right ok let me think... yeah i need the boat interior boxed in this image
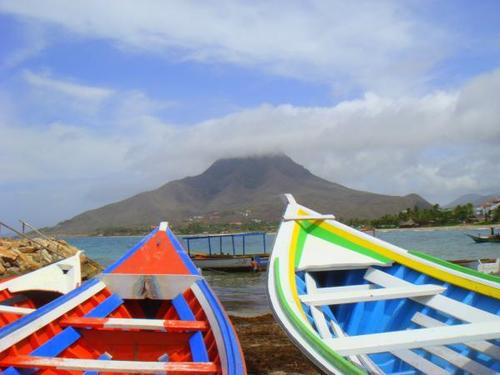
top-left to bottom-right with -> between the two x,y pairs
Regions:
296,262 -> 500,374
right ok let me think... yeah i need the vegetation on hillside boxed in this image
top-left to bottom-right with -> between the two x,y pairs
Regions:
347,204 -> 500,228
83,204 -> 500,236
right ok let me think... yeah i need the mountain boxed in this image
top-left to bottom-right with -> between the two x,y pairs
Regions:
50,155 -> 431,234
444,193 -> 500,208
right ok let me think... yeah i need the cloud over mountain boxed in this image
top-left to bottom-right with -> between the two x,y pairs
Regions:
1,68 -> 499,227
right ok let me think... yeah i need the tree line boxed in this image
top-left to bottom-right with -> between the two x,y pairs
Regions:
347,204 -> 500,228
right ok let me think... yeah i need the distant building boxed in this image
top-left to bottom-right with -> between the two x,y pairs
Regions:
475,198 -> 500,216
399,219 -> 417,228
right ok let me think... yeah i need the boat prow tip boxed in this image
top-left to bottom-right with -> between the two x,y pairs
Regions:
282,193 -> 297,205
159,222 -> 169,232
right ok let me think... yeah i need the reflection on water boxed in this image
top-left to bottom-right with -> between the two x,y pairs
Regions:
66,227 -> 500,316
203,270 -> 270,316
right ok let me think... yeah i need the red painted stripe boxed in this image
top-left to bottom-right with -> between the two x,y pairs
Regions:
0,355 -> 217,373
162,319 -> 208,332
112,231 -> 191,275
60,317 -> 108,329
60,317 -> 208,332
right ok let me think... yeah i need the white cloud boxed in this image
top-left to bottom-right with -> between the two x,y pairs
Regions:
0,0 -> 451,94
23,70 -> 114,101
1,68 -> 500,227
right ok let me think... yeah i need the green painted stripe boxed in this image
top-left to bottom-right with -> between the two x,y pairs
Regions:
294,224 -> 308,267
296,221 -> 392,265
410,250 -> 500,284
273,258 -> 367,375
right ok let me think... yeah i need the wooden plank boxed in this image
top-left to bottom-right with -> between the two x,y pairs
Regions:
412,312 -> 500,361
324,320 -> 500,355
314,284 -> 373,294
0,281 -> 105,352
300,284 -> 445,306
424,345 -> 495,375
364,268 -> 500,323
283,214 -> 335,222
61,317 -> 208,332
304,273 -> 332,339
0,305 -> 35,315
392,350 -> 448,375
84,353 -> 112,375
303,273 -> 383,373
0,355 -> 217,373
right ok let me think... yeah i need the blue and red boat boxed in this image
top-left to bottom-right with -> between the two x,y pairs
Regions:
0,222 -> 246,374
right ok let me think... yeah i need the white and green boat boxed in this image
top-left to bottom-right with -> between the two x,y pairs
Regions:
267,194 -> 500,374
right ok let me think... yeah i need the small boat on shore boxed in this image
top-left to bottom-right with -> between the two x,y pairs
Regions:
192,253 -> 268,272
0,222 -> 246,374
0,252 -> 81,328
268,194 -> 500,374
451,258 -> 500,275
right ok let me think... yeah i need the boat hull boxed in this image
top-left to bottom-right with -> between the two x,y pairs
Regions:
192,255 -> 268,271
268,194 -> 500,374
467,233 -> 500,243
0,224 -> 246,374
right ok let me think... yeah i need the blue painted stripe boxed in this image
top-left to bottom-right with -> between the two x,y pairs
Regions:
0,278 -> 100,340
196,279 -> 245,375
189,331 -> 209,362
172,294 -> 209,362
84,352 -> 112,375
85,294 -> 123,318
4,294 -> 122,374
172,294 -> 196,320
13,328 -> 81,375
103,228 -> 159,273
166,228 -> 199,276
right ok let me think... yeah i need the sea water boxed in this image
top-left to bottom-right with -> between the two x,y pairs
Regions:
66,227 -> 500,316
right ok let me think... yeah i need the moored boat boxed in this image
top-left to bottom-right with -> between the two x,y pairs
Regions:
192,253 -> 268,272
0,222 -> 246,374
466,233 -> 500,243
268,194 -> 500,374
0,252 -> 81,328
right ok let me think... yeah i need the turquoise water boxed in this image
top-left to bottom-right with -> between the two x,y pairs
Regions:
66,227 -> 500,316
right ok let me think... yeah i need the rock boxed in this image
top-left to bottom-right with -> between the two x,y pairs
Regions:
0,236 -> 103,279
39,249 -> 53,264
17,253 -> 40,272
0,248 -> 18,261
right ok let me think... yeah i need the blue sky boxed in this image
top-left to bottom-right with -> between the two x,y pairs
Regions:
0,1 -> 500,228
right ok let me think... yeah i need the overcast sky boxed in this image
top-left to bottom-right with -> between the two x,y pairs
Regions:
1,1 -> 500,228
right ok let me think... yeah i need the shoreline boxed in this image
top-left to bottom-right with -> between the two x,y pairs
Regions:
376,223 -> 497,233
50,223 -> 500,237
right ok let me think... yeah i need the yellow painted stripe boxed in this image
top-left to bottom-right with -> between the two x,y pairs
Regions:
288,222 -> 307,319
317,220 -> 500,299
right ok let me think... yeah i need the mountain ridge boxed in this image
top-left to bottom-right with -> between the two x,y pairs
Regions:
50,155 -> 431,234
444,192 -> 500,208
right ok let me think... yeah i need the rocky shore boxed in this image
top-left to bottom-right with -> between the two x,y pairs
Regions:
230,314 -> 317,374
0,237 -> 102,279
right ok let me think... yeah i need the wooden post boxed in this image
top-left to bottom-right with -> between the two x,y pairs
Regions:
231,235 -> 235,255
18,220 -> 55,243
219,236 -> 223,255
186,239 -> 191,256
208,237 -> 212,256
263,233 -> 266,253
242,235 -> 246,255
